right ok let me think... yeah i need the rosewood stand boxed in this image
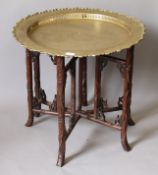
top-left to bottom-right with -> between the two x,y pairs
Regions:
25,46 -> 135,167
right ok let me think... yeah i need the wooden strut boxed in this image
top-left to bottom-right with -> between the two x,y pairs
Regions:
33,52 -> 41,117
59,57 -> 81,143
69,58 -> 76,129
94,56 -> 102,118
79,57 -> 88,109
103,55 -> 126,64
65,57 -> 77,72
76,111 -> 121,130
87,106 -> 122,114
32,108 -> 121,130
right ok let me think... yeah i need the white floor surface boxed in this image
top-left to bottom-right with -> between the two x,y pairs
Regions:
0,103 -> 158,175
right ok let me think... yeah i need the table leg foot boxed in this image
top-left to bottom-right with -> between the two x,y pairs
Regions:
121,112 -> 131,151
25,118 -> 34,127
121,111 -> 131,151
128,110 -> 135,126
128,117 -> 135,126
56,151 -> 65,167
121,129 -> 131,151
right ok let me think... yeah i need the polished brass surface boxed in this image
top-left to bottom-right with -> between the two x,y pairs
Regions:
13,8 -> 144,57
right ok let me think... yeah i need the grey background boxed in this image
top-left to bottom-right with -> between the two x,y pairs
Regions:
0,1 -> 158,175
1,0 -> 158,111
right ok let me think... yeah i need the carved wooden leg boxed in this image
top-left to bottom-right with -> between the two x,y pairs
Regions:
56,56 -> 66,167
33,52 -> 41,117
25,49 -> 34,127
79,57 -> 87,110
121,47 -> 135,151
94,56 -> 101,118
126,46 -> 135,126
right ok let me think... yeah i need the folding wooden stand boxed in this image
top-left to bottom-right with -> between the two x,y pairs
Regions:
25,46 -> 135,167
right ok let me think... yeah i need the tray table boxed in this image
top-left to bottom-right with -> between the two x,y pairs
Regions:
13,8 -> 144,167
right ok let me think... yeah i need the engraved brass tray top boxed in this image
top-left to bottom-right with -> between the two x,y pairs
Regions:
13,8 -> 144,57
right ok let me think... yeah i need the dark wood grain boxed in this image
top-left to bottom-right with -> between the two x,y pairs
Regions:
56,56 -> 66,167
79,57 -> 87,109
33,52 -> 41,116
94,56 -> 101,118
25,49 -> 34,127
70,59 -> 76,128
126,46 -> 135,126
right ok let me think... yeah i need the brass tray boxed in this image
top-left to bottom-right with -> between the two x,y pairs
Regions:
13,8 -> 144,57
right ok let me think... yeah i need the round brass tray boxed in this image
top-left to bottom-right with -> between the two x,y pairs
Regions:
13,8 -> 144,57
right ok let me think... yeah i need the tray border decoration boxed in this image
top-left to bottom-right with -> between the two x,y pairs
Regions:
13,8 -> 145,57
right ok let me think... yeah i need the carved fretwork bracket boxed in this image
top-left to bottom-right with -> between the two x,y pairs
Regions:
99,57 -> 108,71
29,51 -> 40,62
117,63 -> 129,77
39,89 -> 47,103
49,55 -> 57,65
33,97 -> 39,108
118,96 -> 123,108
33,89 -> 58,112
97,97 -> 108,121
114,115 -> 121,126
33,88 -> 47,108
50,94 -> 57,112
